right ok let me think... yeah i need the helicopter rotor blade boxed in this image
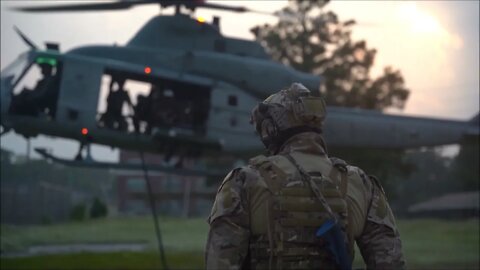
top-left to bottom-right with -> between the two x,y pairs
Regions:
191,2 -> 275,15
246,9 -> 277,16
13,26 -> 38,50
10,0 -> 274,15
189,2 -> 247,13
9,1 -> 152,13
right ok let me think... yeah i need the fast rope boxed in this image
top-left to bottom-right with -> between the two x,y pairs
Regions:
139,151 -> 169,270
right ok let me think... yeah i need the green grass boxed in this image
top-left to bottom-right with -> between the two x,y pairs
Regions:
1,217 -> 208,253
0,251 -> 203,270
1,217 -> 479,269
396,219 -> 479,269
351,219 -> 480,269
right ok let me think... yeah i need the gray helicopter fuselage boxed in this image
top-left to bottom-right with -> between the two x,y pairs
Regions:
1,15 -> 478,156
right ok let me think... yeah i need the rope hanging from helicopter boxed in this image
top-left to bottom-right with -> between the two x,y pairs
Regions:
140,151 -> 169,270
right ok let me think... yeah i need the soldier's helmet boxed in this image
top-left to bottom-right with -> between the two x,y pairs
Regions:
251,83 -> 327,153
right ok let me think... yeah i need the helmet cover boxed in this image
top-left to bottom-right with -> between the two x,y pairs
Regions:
251,83 -> 326,152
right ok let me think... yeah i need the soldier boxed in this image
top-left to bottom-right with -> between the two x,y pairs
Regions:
205,83 -> 405,269
102,77 -> 133,132
10,63 -> 58,117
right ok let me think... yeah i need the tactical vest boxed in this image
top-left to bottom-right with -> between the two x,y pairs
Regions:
248,153 -> 351,270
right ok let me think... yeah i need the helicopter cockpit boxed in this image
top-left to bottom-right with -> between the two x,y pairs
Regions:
1,50 -> 62,120
8,55 -> 62,119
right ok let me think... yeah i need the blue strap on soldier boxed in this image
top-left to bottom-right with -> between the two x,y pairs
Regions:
316,219 -> 352,270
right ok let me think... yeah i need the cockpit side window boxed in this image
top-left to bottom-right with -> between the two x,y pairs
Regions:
12,63 -> 42,95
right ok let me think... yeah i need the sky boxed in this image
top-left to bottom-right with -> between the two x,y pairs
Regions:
0,0 -> 479,160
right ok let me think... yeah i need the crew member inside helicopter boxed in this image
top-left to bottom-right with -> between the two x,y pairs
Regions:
100,77 -> 134,132
133,81 -> 209,135
191,97 -> 208,134
150,85 -> 178,131
9,62 -> 60,118
134,84 -> 157,135
133,91 -> 150,134
173,86 -> 209,134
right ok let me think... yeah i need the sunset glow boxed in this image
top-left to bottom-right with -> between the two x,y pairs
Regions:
399,2 -> 441,34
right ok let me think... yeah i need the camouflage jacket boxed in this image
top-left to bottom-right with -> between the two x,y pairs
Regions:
205,132 -> 405,269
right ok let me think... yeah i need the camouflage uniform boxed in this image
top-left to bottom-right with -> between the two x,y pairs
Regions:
205,84 -> 405,270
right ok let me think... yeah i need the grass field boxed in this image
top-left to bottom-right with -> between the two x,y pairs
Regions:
1,217 -> 208,253
1,217 -> 479,269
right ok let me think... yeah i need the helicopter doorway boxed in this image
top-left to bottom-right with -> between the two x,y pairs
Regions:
97,71 -> 211,136
97,74 -> 149,133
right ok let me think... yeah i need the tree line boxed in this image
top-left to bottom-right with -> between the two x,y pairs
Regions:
251,0 -> 479,210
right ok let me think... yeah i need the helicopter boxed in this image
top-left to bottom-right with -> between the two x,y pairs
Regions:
1,0 -> 478,174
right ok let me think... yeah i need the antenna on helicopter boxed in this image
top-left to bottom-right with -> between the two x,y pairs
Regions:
13,26 -> 38,50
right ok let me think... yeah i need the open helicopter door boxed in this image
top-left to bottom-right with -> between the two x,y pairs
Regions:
95,65 -> 214,138
56,57 -> 103,129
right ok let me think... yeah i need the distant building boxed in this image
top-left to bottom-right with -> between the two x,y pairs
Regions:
115,151 -> 217,217
1,148 -> 111,224
1,181 -> 90,224
408,191 -> 479,219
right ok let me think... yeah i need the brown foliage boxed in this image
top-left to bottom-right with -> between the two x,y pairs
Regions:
251,0 -> 410,111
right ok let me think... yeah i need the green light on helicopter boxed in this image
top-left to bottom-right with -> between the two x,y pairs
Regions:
36,57 -> 57,66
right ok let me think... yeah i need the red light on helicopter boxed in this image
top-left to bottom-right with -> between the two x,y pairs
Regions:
144,66 -> 152,74
81,128 -> 89,135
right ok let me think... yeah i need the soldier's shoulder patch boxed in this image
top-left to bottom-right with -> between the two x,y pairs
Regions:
209,168 -> 245,224
365,174 -> 396,231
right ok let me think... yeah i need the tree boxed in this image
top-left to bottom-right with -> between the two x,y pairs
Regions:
251,0 -> 409,110
70,203 -> 86,221
90,197 -> 108,219
449,138 -> 480,191
251,0 -> 412,198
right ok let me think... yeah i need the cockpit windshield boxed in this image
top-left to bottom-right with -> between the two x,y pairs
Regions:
0,52 -> 31,87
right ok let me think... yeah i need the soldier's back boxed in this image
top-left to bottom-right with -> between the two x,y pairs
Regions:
244,150 -> 351,269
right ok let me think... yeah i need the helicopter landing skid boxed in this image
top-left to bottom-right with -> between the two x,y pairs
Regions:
34,148 -> 225,178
